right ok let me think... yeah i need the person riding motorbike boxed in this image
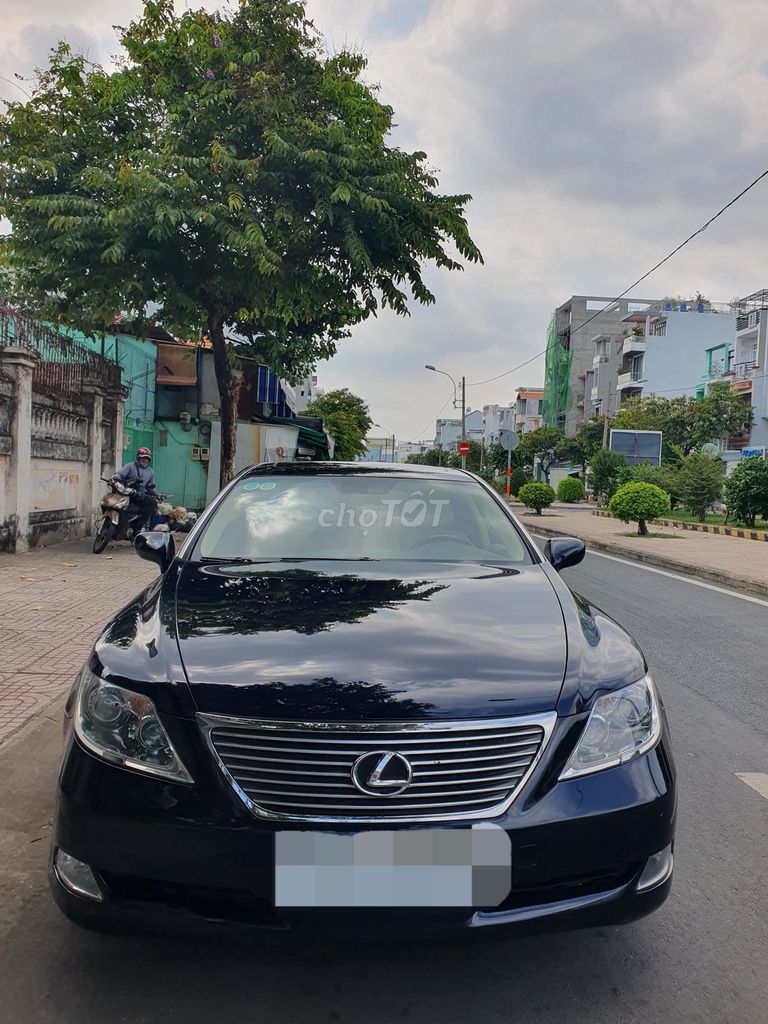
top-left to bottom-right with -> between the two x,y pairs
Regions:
112,447 -> 160,529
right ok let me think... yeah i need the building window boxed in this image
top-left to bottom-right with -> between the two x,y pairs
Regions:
594,403 -> 602,416
649,319 -> 666,336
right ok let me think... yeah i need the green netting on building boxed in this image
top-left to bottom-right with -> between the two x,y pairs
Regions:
542,314 -> 572,426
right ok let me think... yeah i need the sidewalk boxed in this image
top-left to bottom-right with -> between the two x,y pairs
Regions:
511,502 -> 768,597
0,540 -> 155,746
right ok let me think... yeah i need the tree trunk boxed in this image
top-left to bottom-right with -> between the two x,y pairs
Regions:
208,314 -> 241,490
638,518 -> 648,535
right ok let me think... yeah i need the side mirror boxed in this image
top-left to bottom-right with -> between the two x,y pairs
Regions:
134,531 -> 175,572
544,536 -> 585,573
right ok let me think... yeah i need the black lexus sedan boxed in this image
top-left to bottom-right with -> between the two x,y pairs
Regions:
51,462 -> 676,934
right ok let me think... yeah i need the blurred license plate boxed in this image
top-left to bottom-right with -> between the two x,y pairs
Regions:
274,826 -> 511,908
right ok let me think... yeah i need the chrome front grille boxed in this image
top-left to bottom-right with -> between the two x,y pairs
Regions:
199,714 -> 556,823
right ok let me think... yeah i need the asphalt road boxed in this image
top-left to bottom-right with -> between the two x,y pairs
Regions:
1,547 -> 767,1024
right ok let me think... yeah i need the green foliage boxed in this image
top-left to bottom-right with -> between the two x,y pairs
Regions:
305,388 -> 372,461
557,477 -> 585,502
406,448 -> 443,466
485,440 -> 521,475
518,427 -> 562,473
609,482 -> 671,535
556,418 -> 604,475
518,482 -> 556,515
508,466 -> 528,496
612,385 -> 752,457
617,461 -> 680,508
723,456 -> 768,528
443,439 -> 482,473
587,448 -> 625,505
0,0 -> 481,485
675,452 -> 725,522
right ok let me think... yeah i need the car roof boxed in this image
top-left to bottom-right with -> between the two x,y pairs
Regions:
241,461 -> 472,481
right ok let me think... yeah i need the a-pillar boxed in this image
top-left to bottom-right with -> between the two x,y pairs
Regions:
2,348 -> 35,553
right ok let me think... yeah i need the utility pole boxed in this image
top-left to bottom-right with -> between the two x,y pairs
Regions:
602,382 -> 613,448
391,433 -> 396,463
461,375 -> 467,470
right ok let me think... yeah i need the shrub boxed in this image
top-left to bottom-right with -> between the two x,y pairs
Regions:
557,477 -> 585,503
587,448 -> 625,505
518,482 -> 556,515
675,452 -> 725,522
508,467 -> 528,496
617,461 -> 681,508
608,482 -> 671,535
723,456 -> 768,528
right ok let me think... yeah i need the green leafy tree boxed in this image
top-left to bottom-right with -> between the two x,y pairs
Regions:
518,427 -> 563,480
609,482 -> 671,535
557,477 -> 585,502
508,466 -> 528,496
304,388 -> 372,461
443,439 -> 482,473
675,452 -> 725,522
518,482 -> 555,515
690,383 -> 752,450
0,0 -> 481,487
556,418 -> 604,479
587,448 -> 625,505
485,440 -> 521,475
406,448 -> 442,466
617,461 -> 681,509
724,456 -> 768,528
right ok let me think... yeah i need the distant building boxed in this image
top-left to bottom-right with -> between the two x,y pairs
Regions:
618,299 -> 736,404
482,403 -> 514,445
697,289 -> 768,464
359,435 -> 396,462
435,410 -> 483,451
295,373 -> 324,412
512,387 -> 544,435
544,294 -> 658,435
396,441 -> 431,462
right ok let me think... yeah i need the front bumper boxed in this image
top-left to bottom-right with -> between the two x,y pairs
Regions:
51,713 -> 676,936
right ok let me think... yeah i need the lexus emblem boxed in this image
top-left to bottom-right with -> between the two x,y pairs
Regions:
351,751 -> 413,797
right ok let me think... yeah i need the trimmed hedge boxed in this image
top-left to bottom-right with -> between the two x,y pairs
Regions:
557,477 -> 585,503
518,482 -> 556,515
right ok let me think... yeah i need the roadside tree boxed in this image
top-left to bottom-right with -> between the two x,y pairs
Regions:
518,482 -> 555,515
557,477 -> 585,503
587,448 -> 625,505
675,452 -> 725,522
723,456 -> 768,528
556,418 -> 604,479
518,427 -> 562,480
0,0 -> 481,487
305,388 -> 372,461
609,482 -> 671,535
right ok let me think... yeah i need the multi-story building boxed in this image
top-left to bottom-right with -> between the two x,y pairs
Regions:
396,441 -> 431,462
294,373 -> 324,412
434,410 -> 483,451
512,387 -> 544,434
616,299 -> 736,404
697,289 -> 768,464
482,403 -> 514,445
544,295 -> 658,434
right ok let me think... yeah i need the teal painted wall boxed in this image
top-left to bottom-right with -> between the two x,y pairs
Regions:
153,419 -> 209,511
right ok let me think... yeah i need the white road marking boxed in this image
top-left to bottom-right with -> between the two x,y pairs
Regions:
736,774 -> 768,801
529,534 -> 768,609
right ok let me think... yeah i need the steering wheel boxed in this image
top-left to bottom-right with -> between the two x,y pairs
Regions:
409,532 -> 472,550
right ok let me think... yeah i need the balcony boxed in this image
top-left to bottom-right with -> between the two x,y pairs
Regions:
622,336 -> 646,357
617,370 -> 644,391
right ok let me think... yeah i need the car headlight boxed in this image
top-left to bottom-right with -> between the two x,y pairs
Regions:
560,675 -> 661,780
74,667 -> 193,783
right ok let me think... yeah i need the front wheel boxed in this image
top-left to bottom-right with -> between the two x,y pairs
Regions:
92,518 -> 114,554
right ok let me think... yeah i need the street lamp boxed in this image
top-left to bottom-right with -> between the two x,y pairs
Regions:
374,423 -> 396,463
425,364 -> 467,469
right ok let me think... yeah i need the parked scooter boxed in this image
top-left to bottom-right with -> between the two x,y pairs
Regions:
92,478 -> 166,554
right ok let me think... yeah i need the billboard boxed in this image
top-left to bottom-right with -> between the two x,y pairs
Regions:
609,429 -> 662,466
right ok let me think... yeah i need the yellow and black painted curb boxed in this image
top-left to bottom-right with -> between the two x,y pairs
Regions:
591,509 -> 768,542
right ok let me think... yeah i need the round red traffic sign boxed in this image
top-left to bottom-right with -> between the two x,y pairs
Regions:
458,441 -> 471,456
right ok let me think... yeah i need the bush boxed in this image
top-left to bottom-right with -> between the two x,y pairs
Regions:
587,448 -> 625,505
723,456 -> 768,528
508,467 -> 528,496
557,477 -> 585,503
617,461 -> 681,508
518,482 -> 556,515
675,452 -> 724,522
609,482 -> 671,535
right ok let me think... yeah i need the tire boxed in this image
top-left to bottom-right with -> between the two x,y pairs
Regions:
92,518 -> 114,554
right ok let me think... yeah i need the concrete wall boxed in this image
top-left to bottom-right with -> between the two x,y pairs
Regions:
643,311 -> 736,397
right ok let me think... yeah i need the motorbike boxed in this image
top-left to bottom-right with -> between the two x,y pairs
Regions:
92,480 -> 196,554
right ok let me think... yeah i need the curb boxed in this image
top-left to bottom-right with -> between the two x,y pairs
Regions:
591,508 -> 768,542
523,521 -> 768,599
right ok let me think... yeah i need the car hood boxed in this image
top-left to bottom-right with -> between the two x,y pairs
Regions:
174,560 -> 568,721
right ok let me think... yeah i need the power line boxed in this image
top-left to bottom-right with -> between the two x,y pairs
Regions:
406,387 -> 456,444
466,166 -> 768,389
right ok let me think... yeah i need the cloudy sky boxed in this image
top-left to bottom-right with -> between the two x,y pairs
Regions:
4,0 -> 768,441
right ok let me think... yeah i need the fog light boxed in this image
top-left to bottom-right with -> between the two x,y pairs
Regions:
636,845 -> 673,892
54,849 -> 104,902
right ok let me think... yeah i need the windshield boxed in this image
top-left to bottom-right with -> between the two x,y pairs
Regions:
197,474 -> 530,564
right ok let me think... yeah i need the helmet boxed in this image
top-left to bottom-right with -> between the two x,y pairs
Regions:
136,447 -> 152,462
